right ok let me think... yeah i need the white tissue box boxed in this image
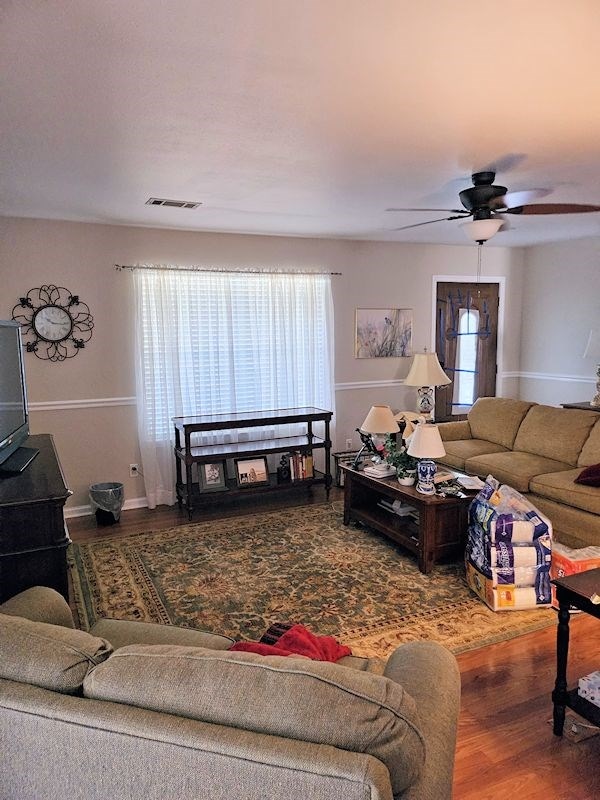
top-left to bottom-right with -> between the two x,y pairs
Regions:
578,671 -> 600,708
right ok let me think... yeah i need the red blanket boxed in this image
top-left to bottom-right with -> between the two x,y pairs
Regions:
230,622 -> 351,662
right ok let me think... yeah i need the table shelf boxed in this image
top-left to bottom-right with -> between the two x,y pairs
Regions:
173,408 -> 332,520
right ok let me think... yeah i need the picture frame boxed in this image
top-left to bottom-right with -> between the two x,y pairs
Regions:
198,460 -> 228,493
235,456 -> 270,488
355,308 -> 413,358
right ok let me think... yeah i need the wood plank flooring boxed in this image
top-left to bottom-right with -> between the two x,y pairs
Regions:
68,492 -> 600,799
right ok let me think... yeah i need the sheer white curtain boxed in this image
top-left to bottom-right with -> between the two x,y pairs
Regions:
133,268 -> 335,507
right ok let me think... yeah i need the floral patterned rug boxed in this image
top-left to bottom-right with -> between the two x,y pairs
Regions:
69,502 -> 555,659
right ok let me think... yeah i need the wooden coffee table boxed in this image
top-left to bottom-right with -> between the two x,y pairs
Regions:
551,568 -> 600,736
340,465 -> 476,574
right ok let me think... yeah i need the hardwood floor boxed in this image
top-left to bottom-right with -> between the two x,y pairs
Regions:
68,493 -> 600,800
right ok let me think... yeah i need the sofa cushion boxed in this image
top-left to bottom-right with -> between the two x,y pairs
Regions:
84,644 -> 425,795
439,439 -> 508,471
0,613 -> 112,694
575,463 -> 600,487
579,419 -> 600,466
468,397 -> 536,449
513,406 -> 598,466
464,451 -> 570,493
528,495 -> 600,549
89,618 -> 235,651
531,469 -> 600,515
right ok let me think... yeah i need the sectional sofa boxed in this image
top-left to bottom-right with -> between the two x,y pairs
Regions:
0,586 -> 460,800
436,397 -> 600,549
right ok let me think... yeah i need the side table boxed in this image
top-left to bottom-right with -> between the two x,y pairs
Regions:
551,568 -> 600,736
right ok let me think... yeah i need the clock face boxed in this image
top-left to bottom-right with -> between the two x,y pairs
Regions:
33,305 -> 73,342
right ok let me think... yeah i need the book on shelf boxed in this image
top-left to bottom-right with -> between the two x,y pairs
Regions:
377,499 -> 418,517
289,451 -> 314,481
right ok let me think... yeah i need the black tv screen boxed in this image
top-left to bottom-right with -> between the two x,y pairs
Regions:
0,320 -> 30,466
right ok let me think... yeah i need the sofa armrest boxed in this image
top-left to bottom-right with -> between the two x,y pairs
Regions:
384,641 -> 460,800
0,586 -> 75,629
437,420 -> 471,442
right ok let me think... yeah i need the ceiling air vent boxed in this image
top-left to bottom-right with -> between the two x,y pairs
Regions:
145,198 -> 202,209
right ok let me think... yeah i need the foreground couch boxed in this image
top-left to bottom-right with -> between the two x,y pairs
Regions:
437,396 -> 600,548
0,586 -> 460,800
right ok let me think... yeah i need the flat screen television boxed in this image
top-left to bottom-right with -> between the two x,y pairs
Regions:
0,320 -> 38,474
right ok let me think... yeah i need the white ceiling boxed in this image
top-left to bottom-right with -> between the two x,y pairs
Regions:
2,0 -> 600,247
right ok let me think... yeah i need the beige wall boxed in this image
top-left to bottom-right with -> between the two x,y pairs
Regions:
519,237 -> 600,406
0,216 -> 525,511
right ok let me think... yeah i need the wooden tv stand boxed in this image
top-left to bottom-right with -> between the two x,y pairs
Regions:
0,434 -> 71,602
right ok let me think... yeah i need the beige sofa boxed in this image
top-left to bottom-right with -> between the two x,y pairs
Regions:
0,586 -> 460,800
437,397 -> 600,548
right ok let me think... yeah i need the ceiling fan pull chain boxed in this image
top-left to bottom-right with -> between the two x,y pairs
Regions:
476,243 -> 483,294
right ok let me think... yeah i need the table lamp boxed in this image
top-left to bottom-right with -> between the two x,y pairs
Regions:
407,422 -> 446,495
583,329 -> 600,408
352,405 -> 399,470
404,351 -> 451,417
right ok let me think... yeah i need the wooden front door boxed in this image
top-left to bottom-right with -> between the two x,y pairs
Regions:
435,281 -> 499,422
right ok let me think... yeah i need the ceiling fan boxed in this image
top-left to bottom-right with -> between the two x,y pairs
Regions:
387,170 -> 600,242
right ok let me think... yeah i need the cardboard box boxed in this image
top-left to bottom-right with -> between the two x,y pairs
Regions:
550,542 -> 600,609
465,561 -> 552,611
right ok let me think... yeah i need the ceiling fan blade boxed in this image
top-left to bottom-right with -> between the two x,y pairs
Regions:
385,207 -> 465,214
389,214 -> 470,232
492,188 -> 552,209
504,203 -> 600,215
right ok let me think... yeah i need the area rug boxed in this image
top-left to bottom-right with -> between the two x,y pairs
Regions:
69,502 -> 555,659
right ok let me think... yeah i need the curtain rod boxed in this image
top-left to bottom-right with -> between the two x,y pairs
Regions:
115,264 -> 342,276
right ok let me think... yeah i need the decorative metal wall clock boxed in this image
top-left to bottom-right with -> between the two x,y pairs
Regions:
12,285 -> 94,361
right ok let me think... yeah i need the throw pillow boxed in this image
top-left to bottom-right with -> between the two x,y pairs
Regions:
0,613 -> 113,694
575,463 -> 600,487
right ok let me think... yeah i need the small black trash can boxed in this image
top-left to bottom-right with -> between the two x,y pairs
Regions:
89,482 -> 124,525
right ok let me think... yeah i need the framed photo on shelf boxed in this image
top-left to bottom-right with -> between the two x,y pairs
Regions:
198,460 -> 228,493
235,456 -> 270,488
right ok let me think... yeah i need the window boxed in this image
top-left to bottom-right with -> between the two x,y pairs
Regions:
133,268 -> 335,507
452,308 -> 479,413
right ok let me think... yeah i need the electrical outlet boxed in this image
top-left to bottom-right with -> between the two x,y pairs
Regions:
345,438 -> 353,450
129,463 -> 140,477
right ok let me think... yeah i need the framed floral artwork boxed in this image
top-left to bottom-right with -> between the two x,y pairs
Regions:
355,308 -> 413,358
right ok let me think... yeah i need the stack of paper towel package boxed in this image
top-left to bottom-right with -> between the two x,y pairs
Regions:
465,476 -> 552,611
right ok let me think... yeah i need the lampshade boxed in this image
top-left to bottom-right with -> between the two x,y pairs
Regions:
583,329 -> 600,361
460,218 -> 503,243
407,423 -> 446,459
360,405 -> 400,434
404,352 -> 451,388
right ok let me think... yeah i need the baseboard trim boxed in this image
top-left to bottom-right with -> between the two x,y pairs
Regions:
65,496 -> 148,519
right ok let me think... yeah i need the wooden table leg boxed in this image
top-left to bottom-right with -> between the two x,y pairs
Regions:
342,474 -> 352,525
418,505 -> 435,574
552,599 -> 571,736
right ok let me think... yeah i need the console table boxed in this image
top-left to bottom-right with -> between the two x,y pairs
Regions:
561,402 -> 600,412
340,465 -> 474,574
551,568 -> 600,736
173,407 -> 332,520
0,434 -> 72,602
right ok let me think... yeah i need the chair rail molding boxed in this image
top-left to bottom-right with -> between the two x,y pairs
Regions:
29,397 -> 136,411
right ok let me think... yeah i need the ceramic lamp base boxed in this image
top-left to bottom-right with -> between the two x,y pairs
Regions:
416,386 -> 434,415
416,458 -> 437,495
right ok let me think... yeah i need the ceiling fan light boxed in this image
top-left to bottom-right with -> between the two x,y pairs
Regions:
461,218 -> 503,242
